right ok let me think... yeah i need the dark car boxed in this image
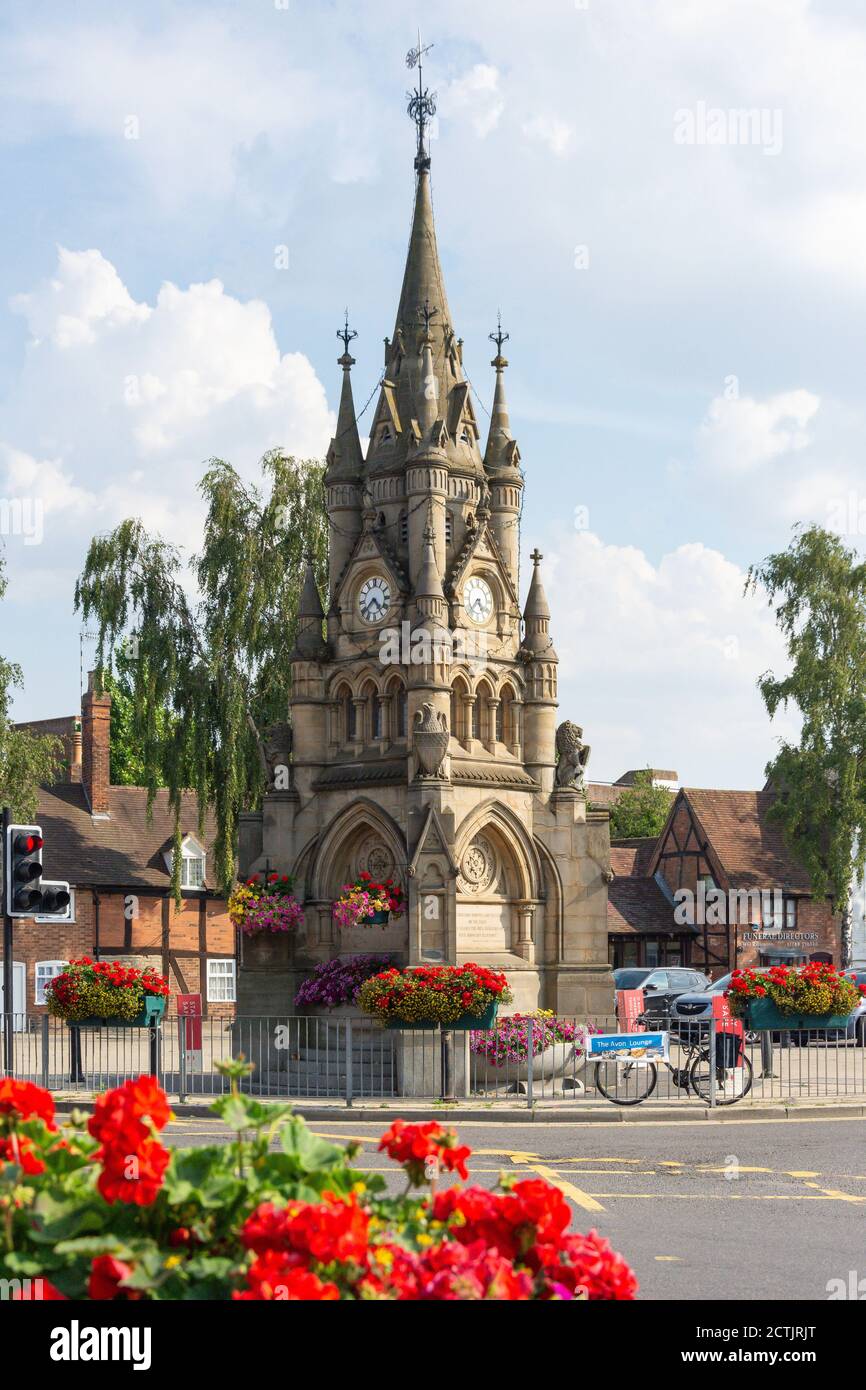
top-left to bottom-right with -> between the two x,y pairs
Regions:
613,966 -> 711,1020
667,971 -> 743,1040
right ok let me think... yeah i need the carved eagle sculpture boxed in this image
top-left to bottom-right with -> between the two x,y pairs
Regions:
555,720 -> 591,790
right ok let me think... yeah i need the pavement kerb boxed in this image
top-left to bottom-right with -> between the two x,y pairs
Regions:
50,1097 -> 866,1124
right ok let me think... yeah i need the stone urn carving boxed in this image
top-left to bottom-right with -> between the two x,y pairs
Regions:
413,701 -> 449,779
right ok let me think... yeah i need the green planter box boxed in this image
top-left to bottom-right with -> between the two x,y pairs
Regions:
71,995 -> 167,1030
383,1002 -> 500,1031
741,997 -> 854,1031
362,910 -> 390,926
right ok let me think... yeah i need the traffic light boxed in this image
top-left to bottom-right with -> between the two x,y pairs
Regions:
5,824 -> 44,915
3,823 -> 70,919
38,881 -> 72,919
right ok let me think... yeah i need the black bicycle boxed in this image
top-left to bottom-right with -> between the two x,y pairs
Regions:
593,1010 -> 753,1106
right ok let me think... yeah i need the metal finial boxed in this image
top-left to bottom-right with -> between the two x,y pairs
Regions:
530,549 -> 543,569
416,297 -> 439,339
489,311 -> 510,359
406,31 -> 437,171
338,309 -> 358,357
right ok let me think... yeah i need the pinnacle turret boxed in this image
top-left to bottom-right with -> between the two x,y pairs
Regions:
294,556 -> 326,658
325,315 -> 364,482
522,549 -> 557,659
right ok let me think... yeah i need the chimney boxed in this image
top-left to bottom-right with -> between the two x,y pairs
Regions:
82,671 -> 111,816
69,720 -> 83,783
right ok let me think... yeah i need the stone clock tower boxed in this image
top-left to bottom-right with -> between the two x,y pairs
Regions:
238,62 -> 615,1023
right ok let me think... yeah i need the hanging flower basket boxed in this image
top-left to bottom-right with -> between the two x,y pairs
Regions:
45,959 -> 169,1028
357,963 -> 512,1029
333,873 -> 406,929
727,962 -> 863,1031
229,873 -> 305,937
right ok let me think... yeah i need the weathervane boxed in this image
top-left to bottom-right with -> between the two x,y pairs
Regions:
406,31 -> 437,171
338,309 -> 358,359
489,311 -> 510,359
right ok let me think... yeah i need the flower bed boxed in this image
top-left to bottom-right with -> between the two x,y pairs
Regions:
294,954 -> 395,1010
471,1011 -> 597,1076
332,872 -> 405,929
358,963 -> 513,1026
229,873 -> 305,937
45,959 -> 169,1025
0,1066 -> 637,1300
727,962 -> 863,1023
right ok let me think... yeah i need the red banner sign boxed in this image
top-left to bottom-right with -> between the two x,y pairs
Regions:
616,989 -> 646,1033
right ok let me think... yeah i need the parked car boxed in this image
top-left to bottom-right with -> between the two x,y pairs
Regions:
667,970 -> 757,1041
613,966 -> 711,1020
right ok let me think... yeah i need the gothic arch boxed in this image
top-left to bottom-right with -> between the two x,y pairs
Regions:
453,799 -> 542,901
311,798 -> 408,901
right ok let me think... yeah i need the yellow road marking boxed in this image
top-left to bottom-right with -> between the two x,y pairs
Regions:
526,1163 -> 605,1213
655,1256 -> 682,1261
802,1181 -> 866,1203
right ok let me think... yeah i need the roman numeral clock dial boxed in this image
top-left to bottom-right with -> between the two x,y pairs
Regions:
358,575 -> 391,625
464,576 -> 493,624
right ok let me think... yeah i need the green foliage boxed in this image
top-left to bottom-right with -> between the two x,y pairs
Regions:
0,1083 -> 377,1301
74,453 -> 328,896
102,647 -> 171,787
607,769 -> 674,839
747,524 -> 866,931
0,551 -> 61,817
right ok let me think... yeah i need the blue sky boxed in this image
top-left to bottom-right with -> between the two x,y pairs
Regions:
2,0 -> 865,786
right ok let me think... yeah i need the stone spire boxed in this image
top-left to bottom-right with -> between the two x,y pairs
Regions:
294,555 -> 326,657
484,317 -> 520,474
523,549 -> 557,659
325,314 -> 364,482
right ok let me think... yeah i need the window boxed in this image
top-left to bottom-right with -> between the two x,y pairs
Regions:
207,958 -> 236,1003
400,510 -> 408,545
35,961 -> 65,1006
445,512 -> 453,546
181,843 -> 206,889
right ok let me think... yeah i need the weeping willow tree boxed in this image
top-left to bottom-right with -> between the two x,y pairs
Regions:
74,452 -> 328,898
747,524 -> 866,965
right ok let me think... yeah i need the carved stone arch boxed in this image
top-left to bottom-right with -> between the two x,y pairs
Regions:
533,835 -> 563,963
311,798 -> 408,902
454,799 -> 542,901
351,663 -> 385,697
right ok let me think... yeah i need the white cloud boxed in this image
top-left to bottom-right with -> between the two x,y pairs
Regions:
1,246 -> 334,572
521,113 -> 574,158
443,65 -> 504,139
697,390 -> 820,473
544,529 -> 797,787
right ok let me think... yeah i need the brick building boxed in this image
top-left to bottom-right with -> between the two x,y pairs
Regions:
607,787 -> 841,976
3,674 -> 237,1020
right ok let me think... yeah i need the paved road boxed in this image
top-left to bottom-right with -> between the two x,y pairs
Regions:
164,1111 -> 866,1301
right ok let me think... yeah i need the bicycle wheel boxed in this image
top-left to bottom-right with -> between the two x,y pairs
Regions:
594,1058 -> 657,1105
689,1049 -> 753,1104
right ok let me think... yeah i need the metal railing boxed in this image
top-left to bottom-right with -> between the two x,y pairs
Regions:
2,1012 -> 865,1108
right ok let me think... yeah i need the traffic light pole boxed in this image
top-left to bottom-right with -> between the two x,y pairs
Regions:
2,806 -> 13,1075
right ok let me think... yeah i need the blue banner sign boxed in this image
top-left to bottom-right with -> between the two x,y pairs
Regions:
588,1031 -> 669,1061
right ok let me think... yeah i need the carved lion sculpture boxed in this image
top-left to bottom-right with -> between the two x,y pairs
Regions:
555,720 -> 591,791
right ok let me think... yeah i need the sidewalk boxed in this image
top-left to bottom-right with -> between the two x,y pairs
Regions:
51,1093 -> 866,1124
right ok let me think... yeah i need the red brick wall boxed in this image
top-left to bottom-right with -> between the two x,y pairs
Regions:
0,888 -> 236,1019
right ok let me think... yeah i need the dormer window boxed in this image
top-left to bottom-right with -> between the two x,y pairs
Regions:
164,835 -> 207,890
460,426 -> 472,445
378,425 -> 393,446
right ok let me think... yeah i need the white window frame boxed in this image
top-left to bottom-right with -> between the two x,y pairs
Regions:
35,960 -> 66,1006
207,958 -> 236,1003
172,835 -> 206,890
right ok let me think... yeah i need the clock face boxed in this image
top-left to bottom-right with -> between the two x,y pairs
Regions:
464,576 -> 494,625
358,575 -> 392,625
